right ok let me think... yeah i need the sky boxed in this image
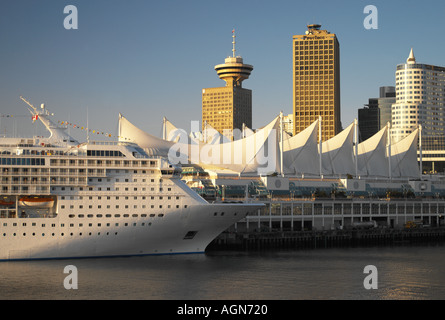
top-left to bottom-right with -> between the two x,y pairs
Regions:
1,0 -> 445,141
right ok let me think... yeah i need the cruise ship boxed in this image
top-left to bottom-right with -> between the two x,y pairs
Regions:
0,98 -> 263,260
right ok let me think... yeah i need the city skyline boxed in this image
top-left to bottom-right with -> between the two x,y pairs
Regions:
1,0 -> 445,141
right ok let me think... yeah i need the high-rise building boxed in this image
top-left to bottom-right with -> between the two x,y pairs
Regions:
202,31 -> 253,139
392,49 -> 445,172
358,98 -> 379,142
379,86 -> 396,128
358,86 -> 395,142
292,24 -> 341,141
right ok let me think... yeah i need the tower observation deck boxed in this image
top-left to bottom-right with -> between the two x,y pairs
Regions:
214,30 -> 253,87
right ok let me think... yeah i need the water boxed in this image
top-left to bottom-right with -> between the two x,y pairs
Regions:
1,244 -> 445,300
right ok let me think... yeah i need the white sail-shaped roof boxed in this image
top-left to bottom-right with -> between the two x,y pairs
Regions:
357,126 -> 388,177
165,118 -> 227,145
120,113 -> 420,178
162,117 -> 202,145
120,114 -> 199,163
281,119 -> 319,175
119,113 -> 180,157
243,124 -> 255,138
162,117 -> 181,143
120,113 -> 279,175
203,121 -> 228,144
389,129 -> 419,178
320,122 -> 355,176
198,116 -> 280,175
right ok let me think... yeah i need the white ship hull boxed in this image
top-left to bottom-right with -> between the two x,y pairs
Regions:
1,202 -> 261,260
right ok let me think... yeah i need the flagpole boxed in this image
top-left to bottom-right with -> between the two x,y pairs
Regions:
87,107 -> 89,142
387,122 -> 391,181
354,118 -> 358,178
419,124 -> 422,180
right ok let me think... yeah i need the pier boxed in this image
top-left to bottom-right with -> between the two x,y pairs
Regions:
207,197 -> 445,251
208,227 -> 445,251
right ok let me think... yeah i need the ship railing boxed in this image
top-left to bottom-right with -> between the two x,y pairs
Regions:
9,180 -> 51,185
0,186 -> 51,195
87,140 -> 134,146
264,196 -> 445,203
54,159 -> 160,168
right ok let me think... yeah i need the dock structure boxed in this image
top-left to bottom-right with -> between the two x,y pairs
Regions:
209,226 -> 445,251
207,198 -> 445,250
230,199 -> 445,232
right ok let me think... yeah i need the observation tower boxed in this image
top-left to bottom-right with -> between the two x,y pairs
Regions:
214,30 -> 253,88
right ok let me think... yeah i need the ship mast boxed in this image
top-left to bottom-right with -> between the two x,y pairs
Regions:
20,96 -> 78,146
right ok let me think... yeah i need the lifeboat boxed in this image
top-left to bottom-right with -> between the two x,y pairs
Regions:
0,200 -> 14,207
19,197 -> 55,208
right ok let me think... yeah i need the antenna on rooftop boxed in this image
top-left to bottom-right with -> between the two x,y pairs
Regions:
232,29 -> 236,57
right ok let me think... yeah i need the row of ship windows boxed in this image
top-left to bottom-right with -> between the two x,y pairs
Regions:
52,186 -> 173,192
60,195 -> 179,200
2,225 -> 153,238
0,158 -> 46,166
63,209 -> 230,219
61,204 -> 186,210
94,177 -> 162,183
2,222 -> 157,236
3,217 -> 163,228
3,232 -> 140,237
0,178 -> 182,186
1,210 -> 228,229
2,229 -> 198,239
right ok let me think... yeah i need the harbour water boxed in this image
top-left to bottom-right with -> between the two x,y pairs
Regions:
1,243 -> 445,301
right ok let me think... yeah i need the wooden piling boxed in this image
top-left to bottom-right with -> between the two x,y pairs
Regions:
207,227 -> 445,251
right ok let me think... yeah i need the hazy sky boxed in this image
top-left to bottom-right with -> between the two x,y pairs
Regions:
1,0 -> 445,141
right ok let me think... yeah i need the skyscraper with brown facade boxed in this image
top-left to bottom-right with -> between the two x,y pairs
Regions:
293,24 -> 341,141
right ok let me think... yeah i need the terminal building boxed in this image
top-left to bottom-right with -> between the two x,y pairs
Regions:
118,111 -> 445,231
